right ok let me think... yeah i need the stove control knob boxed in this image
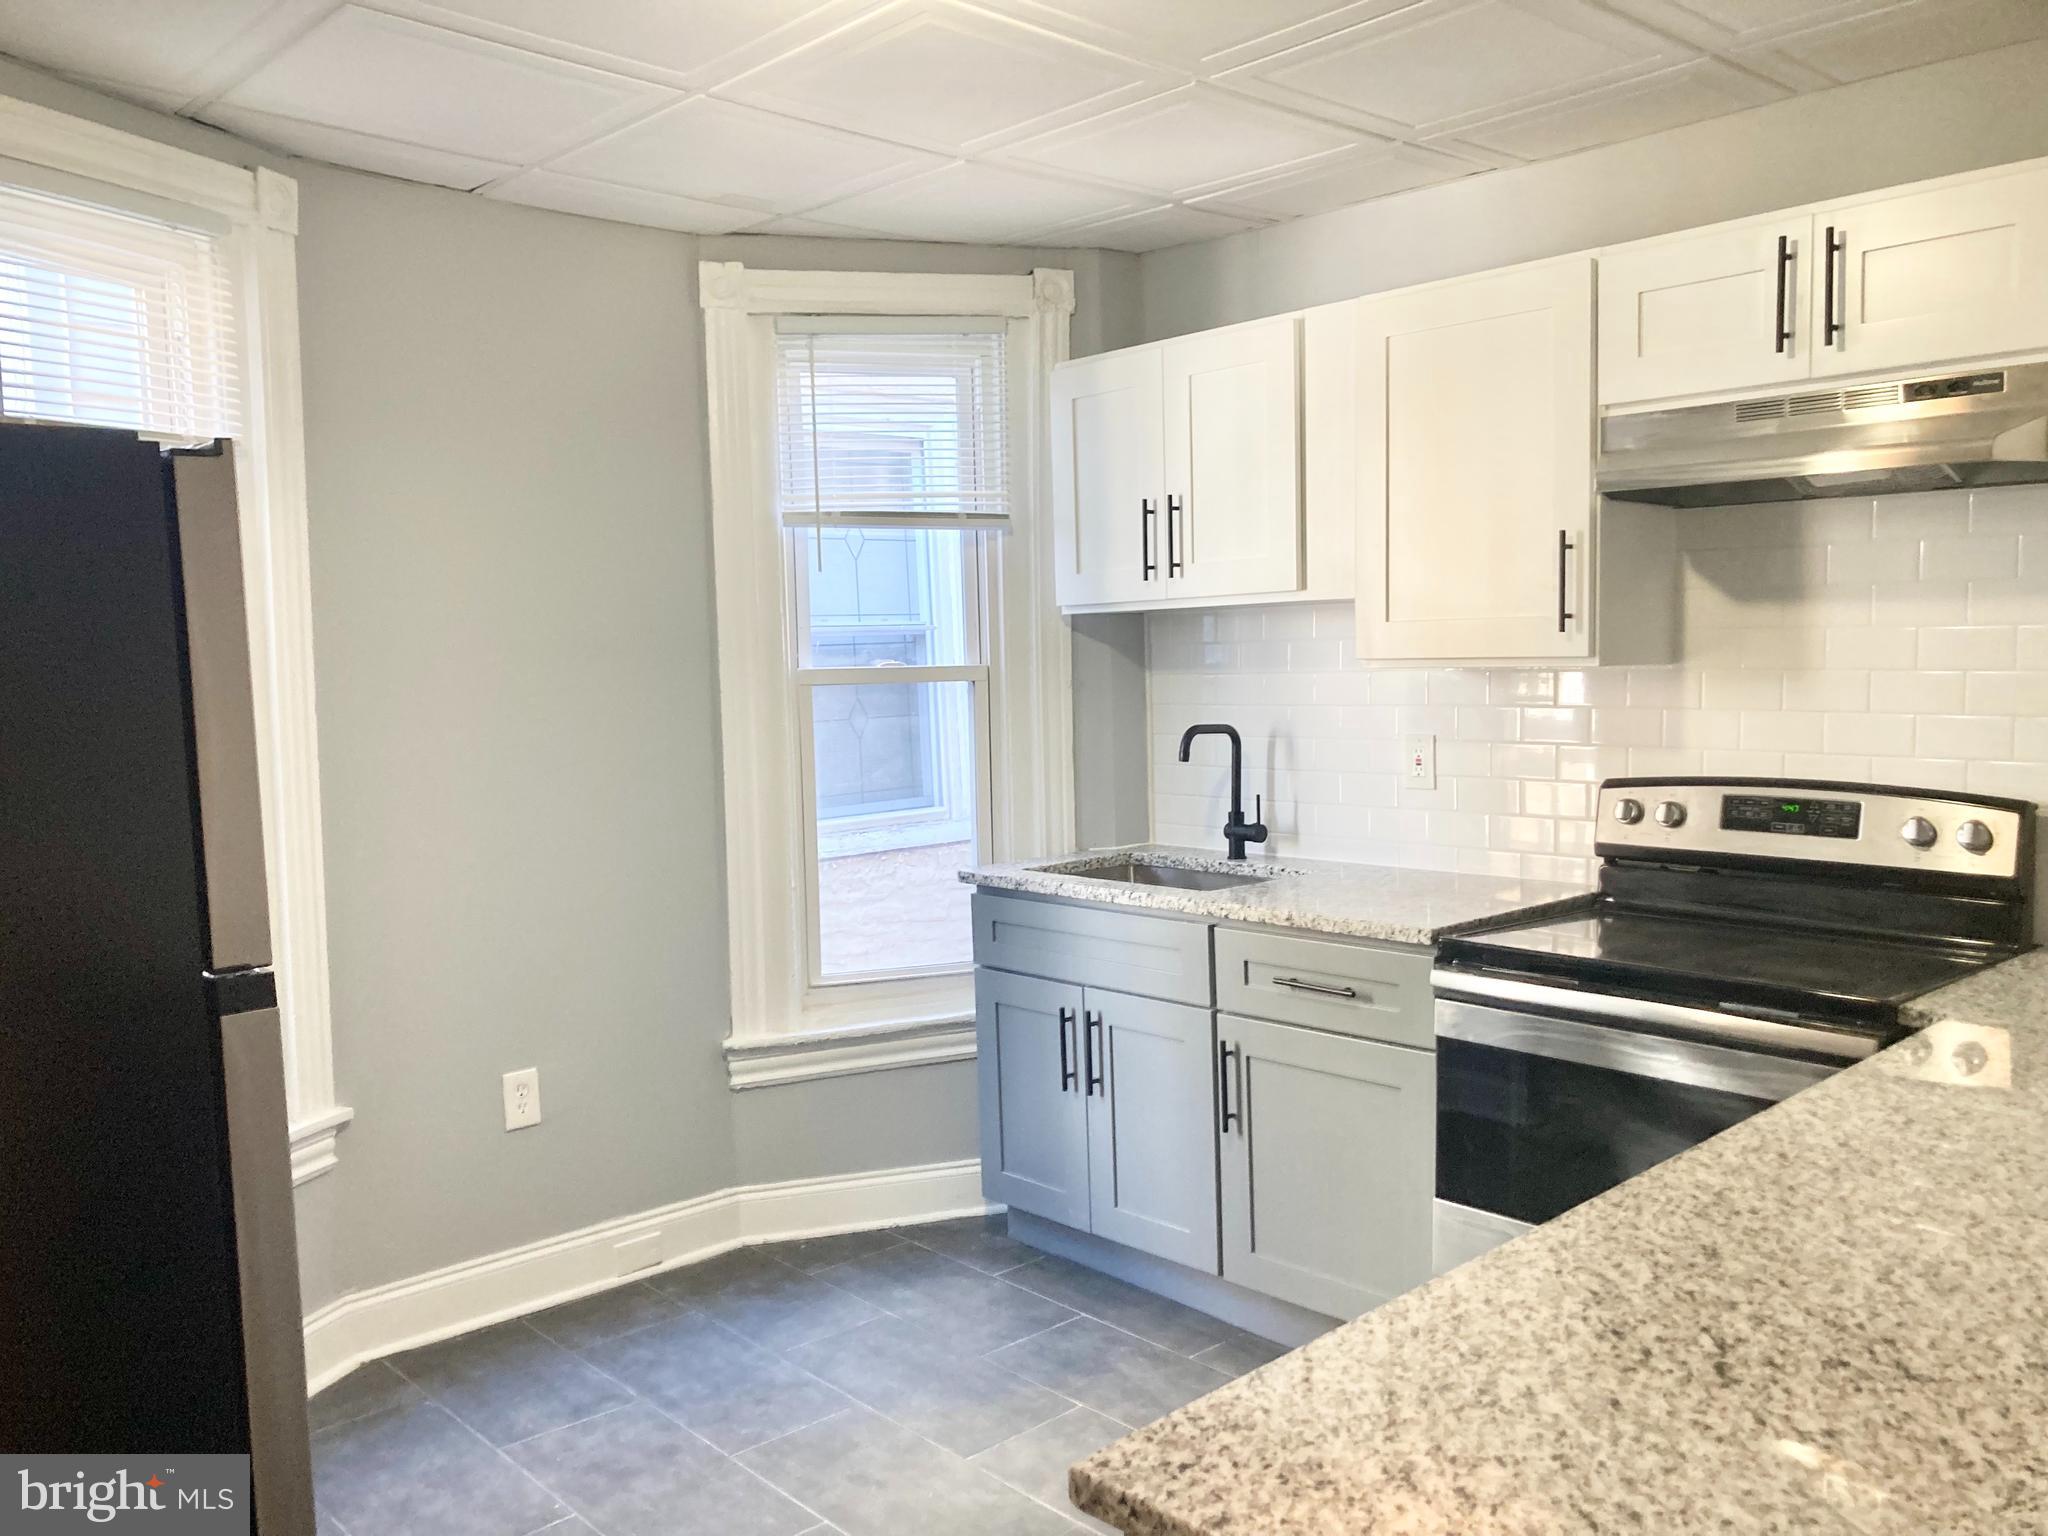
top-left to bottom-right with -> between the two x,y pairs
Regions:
1612,797 -> 1645,825
1956,820 -> 1995,856
1653,800 -> 1687,828
1900,816 -> 1938,850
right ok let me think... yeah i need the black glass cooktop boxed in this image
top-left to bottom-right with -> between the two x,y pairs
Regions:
1439,905 -> 2003,1023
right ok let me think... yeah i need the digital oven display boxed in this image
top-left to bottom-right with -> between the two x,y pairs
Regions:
1720,794 -> 1861,839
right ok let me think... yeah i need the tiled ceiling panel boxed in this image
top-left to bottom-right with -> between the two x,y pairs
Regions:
376,0 -> 878,84
1193,143 -> 1481,221
805,159 -> 1142,243
1750,0 -> 2048,83
1228,0 -> 1693,137
1455,57 -> 1785,160
1000,85 -> 1364,198
973,0 -> 1413,67
219,6 -> 674,163
549,97 -> 941,213
0,0 -> 275,92
720,0 -> 1173,154
483,169 -> 769,231
0,0 -> 2037,252
200,101 -> 519,188
1034,201 -> 1266,253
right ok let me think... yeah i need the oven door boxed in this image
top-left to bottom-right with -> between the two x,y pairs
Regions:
1431,975 -> 1858,1268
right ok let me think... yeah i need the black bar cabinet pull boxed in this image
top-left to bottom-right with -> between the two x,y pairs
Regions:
1166,493 -> 1184,577
1823,225 -> 1843,346
1557,530 -> 1576,633
1219,1040 -> 1240,1133
1084,1011 -> 1104,1096
1141,498 -> 1157,580
1058,1005 -> 1076,1091
1774,234 -> 1793,354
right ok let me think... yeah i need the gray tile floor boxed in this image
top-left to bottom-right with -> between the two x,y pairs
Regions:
308,1216 -> 1292,1536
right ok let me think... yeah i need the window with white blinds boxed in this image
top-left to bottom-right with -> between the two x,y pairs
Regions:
0,180 -> 241,439
774,326 -> 1009,528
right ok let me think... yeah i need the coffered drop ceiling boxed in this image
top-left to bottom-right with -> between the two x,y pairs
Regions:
2,0 -> 2043,251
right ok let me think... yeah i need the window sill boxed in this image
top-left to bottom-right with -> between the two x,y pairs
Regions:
725,1016 -> 977,1090
290,1105 -> 354,1186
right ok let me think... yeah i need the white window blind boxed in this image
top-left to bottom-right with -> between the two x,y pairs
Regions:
0,180 -> 241,439
774,327 -> 1009,528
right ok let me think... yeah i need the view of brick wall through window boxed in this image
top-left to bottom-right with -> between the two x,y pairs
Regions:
1150,483 -> 2048,887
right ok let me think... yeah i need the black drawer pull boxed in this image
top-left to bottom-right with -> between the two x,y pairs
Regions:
1057,1005 -> 1077,1092
1272,975 -> 1358,1000
1084,1010 -> 1104,1096
1218,1040 -> 1240,1133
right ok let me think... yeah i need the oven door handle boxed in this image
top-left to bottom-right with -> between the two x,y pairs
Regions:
1432,970 -> 1878,1062
1433,993 -> 1844,1103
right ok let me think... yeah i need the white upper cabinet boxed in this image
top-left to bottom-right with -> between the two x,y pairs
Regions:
1811,165 -> 2048,380
1160,320 -> 1302,602
1052,317 -> 1301,611
1598,215 -> 1812,406
1601,158 -> 2048,408
1356,256 -> 1597,662
1050,346 -> 1165,609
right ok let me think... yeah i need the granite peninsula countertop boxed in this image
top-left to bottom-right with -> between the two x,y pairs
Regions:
960,845 -> 1591,947
1070,946 -> 2048,1536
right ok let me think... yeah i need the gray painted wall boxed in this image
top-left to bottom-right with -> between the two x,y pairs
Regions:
1139,39 -> 2048,342
0,55 -> 1149,1300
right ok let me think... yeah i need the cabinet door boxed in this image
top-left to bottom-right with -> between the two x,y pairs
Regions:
1083,991 -> 1219,1273
1051,348 -> 1164,608
1219,1015 -> 1433,1320
976,970 -> 1089,1229
1356,257 -> 1594,661
1598,216 -> 1813,405
1162,318 -> 1302,601
1813,165 -> 2048,379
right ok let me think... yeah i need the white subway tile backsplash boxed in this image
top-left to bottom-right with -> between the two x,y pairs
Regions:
1820,712 -> 1914,757
1920,536 -> 2019,582
1965,671 -> 2048,716
1781,669 -> 1869,711
1918,626 -> 2016,670
1146,489 -> 2048,872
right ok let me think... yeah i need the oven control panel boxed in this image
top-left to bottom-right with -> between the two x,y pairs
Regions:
1595,779 -> 2027,880
1719,794 -> 1861,839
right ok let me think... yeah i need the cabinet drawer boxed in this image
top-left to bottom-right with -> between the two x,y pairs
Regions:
973,891 -> 1211,1006
1215,927 -> 1430,1048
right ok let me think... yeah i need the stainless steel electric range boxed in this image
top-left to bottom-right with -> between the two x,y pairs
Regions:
1430,777 -> 2036,1269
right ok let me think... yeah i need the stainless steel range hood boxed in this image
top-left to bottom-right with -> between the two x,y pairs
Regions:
1598,363 -> 2048,507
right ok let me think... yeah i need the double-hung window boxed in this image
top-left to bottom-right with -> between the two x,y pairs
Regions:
776,324 -> 1007,982
0,174 -> 241,440
701,263 -> 1076,1082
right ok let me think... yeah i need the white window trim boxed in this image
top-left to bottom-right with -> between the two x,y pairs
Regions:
700,261 -> 1076,1088
2,94 -> 349,1182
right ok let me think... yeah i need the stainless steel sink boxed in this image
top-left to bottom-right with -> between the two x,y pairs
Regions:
1048,859 -> 1273,891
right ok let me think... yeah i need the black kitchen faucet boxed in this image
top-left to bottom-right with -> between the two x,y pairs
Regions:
1177,723 -> 1269,861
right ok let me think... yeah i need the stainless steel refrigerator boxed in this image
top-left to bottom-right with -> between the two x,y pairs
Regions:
0,422 -> 317,1533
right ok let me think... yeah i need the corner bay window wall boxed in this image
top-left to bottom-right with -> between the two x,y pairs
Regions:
778,324 -> 1004,986
702,262 -> 1074,1081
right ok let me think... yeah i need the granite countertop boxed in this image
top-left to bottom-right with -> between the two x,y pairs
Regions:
961,844 -> 1591,947
1071,947 -> 2048,1536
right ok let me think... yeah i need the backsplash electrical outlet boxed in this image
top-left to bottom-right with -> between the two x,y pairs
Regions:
1150,484 -> 2048,886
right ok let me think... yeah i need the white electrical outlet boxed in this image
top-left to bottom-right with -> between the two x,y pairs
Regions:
502,1067 -> 541,1131
1402,734 -> 1436,789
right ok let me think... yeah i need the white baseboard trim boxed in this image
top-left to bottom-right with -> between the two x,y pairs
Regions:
303,1157 -> 991,1397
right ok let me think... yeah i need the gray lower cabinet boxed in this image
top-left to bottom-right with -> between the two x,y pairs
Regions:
976,967 -> 1219,1270
1086,991 -> 1219,1272
1217,1012 -> 1435,1319
977,968 -> 1090,1230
